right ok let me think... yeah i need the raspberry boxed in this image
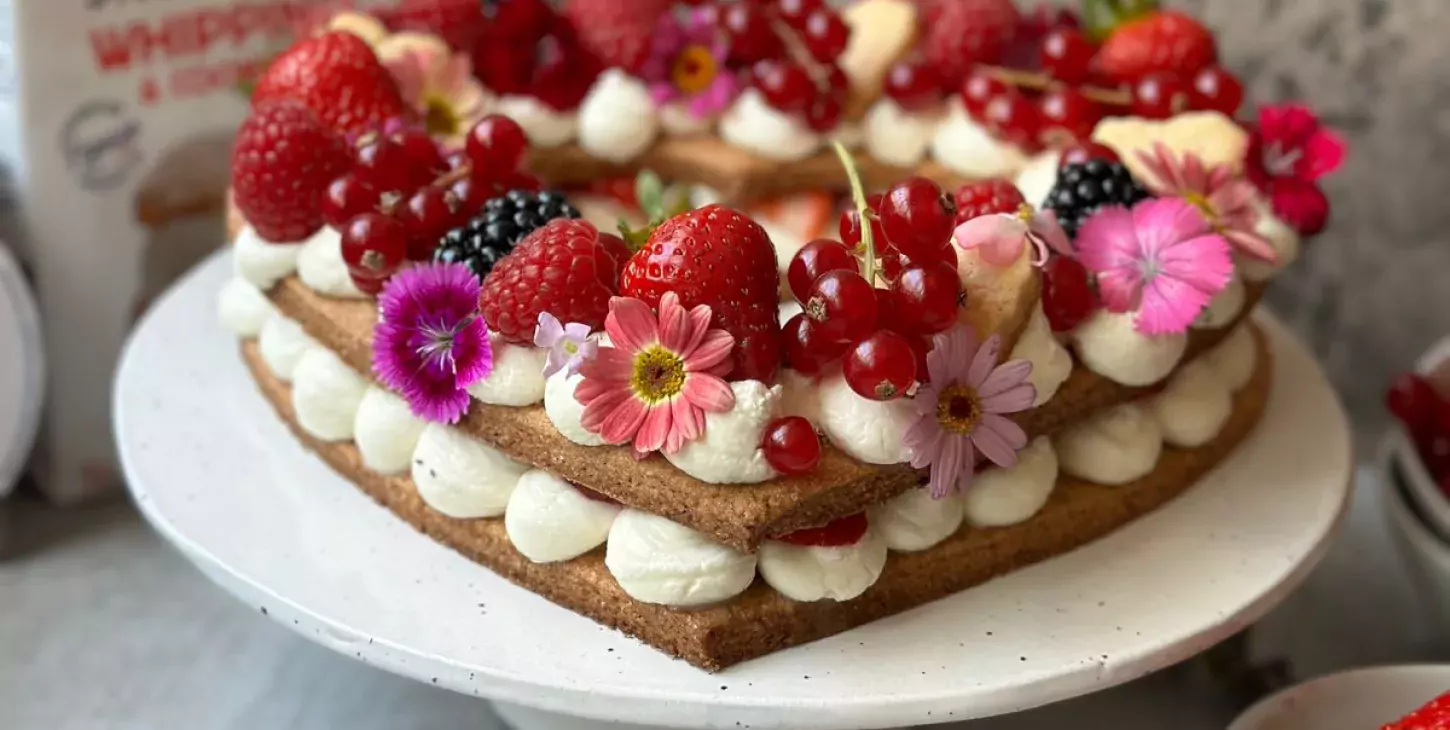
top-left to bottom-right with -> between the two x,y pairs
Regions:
479,218 -> 617,344
230,100 -> 351,243
922,0 -> 1021,85
953,179 -> 1027,224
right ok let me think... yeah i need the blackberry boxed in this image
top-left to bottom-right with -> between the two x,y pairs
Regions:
1042,160 -> 1151,239
434,189 -> 580,280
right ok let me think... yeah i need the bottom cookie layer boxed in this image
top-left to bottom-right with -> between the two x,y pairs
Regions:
238,326 -> 1271,672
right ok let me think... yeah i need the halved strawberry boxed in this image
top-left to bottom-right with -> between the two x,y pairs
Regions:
620,205 -> 783,382
252,31 -> 411,135
1384,690 -> 1450,730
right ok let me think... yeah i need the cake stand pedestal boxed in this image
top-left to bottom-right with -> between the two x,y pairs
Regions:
115,253 -> 1353,730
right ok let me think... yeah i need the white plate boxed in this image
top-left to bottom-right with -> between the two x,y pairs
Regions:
0,240 -> 42,497
1229,664 -> 1450,730
115,252 -> 1354,730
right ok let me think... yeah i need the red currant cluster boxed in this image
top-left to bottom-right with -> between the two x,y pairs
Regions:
784,176 -> 962,402
761,415 -> 822,476
1388,372 -> 1450,493
331,115 -> 533,294
700,0 -> 851,132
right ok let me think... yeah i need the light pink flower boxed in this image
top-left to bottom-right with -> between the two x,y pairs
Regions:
1075,198 -> 1235,336
533,312 -> 597,379
952,205 -> 1073,267
904,324 -> 1036,499
377,33 -> 489,145
575,293 -> 736,455
1135,142 -> 1277,263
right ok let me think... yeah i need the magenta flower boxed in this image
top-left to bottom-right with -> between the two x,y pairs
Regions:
904,324 -> 1036,499
372,262 -> 492,423
1075,198 -> 1235,336
534,312 -> 598,378
575,292 -> 736,455
1135,142 -> 1277,263
1243,103 -> 1346,236
639,9 -> 738,118
952,205 -> 1072,267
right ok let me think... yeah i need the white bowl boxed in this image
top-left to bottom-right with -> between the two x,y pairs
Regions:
1383,449 -> 1450,630
0,240 -> 42,498
1387,427 -> 1450,543
1228,664 -> 1450,730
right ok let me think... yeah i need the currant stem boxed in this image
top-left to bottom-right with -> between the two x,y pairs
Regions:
831,141 -> 876,285
982,65 -> 1132,107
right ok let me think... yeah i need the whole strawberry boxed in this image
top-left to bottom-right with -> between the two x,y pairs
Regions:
1384,690 -> 1450,730
565,0 -> 671,73
252,31 -> 411,135
922,0 -> 1021,85
480,219 -> 621,344
231,100 -> 351,243
1096,10 -> 1216,83
381,0 -> 488,52
620,205 -> 783,382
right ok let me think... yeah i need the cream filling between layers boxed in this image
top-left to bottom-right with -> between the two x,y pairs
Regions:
930,98 -> 1028,179
296,226 -> 367,299
577,69 -> 660,163
664,380 -> 781,484
218,276 -> 275,338
869,487 -> 965,553
411,422 -> 529,519
505,469 -> 620,563
292,347 -> 369,442
863,98 -> 936,167
1072,309 -> 1187,387
258,316 -> 320,383
233,225 -> 300,289
719,89 -> 822,162
605,509 -> 758,607
758,528 -> 889,602
353,386 -> 426,475
467,337 -> 547,406
495,95 -> 579,148
962,436 -> 1059,527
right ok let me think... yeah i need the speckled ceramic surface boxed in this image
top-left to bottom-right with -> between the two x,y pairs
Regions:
1229,664 -> 1450,730
114,253 -> 1354,730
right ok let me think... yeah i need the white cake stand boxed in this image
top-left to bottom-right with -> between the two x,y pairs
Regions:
115,253 -> 1354,730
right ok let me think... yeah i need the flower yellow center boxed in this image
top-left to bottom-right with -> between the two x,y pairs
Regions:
563,341 -> 579,356
423,93 -> 460,137
935,383 -> 982,435
671,44 -> 718,96
1182,191 -> 1220,226
630,346 -> 686,403
1015,202 -> 1035,223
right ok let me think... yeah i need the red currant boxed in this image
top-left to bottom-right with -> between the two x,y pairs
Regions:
802,8 -> 850,62
448,175 -> 490,215
322,175 -> 380,230
878,177 -> 956,261
788,239 -> 859,302
1041,255 -> 1096,332
353,136 -> 415,191
843,329 -> 918,400
465,114 -> 529,175
1189,65 -> 1245,116
805,270 -> 879,343
1388,373 -> 1442,440
883,58 -> 943,112
882,240 -> 955,280
782,313 -> 847,375
1130,73 -> 1190,120
399,186 -> 462,260
805,90 -> 845,132
954,178 -> 1026,223
761,416 -> 822,476
392,129 -> 445,186
503,170 -> 543,192
838,197 -> 887,252
904,333 -> 931,382
1058,141 -> 1121,168
1038,86 -> 1101,144
960,68 -> 1009,116
445,149 -> 471,172
340,212 -> 407,281
891,262 -> 962,334
777,512 -> 869,547
981,91 -> 1044,150
719,2 -> 783,64
751,59 -> 815,114
1038,28 -> 1096,85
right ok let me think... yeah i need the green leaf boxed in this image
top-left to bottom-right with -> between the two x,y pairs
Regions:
635,170 -> 666,221
1081,0 -> 1158,42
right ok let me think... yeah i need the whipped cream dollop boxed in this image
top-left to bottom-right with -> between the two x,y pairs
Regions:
1011,305 -> 1073,406
1150,360 -> 1233,448
963,436 -> 1059,527
1013,150 -> 1061,210
1193,272 -> 1245,329
505,469 -> 620,563
411,423 -> 529,518
258,316 -> 320,382
719,89 -> 822,162
1056,402 -> 1162,485
659,102 -> 714,136
818,372 -> 914,464
577,69 -> 659,163
863,98 -> 936,167
1072,309 -> 1187,387
296,226 -> 366,299
605,509 -> 758,606
467,336 -> 547,406
869,487 -> 964,552
353,387 -> 426,474
1239,199 -> 1302,283
495,95 -> 579,148
758,528 -> 888,602
543,370 -> 607,447
762,219 -> 808,300
1203,324 -> 1257,392
233,225 -> 300,290
930,97 -> 1028,179
291,347 -> 369,442
777,367 -> 824,427
664,380 -> 780,484
218,276 -> 275,338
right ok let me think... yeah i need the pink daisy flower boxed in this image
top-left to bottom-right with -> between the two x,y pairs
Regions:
1135,142 -> 1278,263
904,324 -> 1036,499
372,262 -> 493,423
952,204 -> 1073,267
575,292 -> 736,455
639,9 -> 738,119
1075,198 -> 1235,336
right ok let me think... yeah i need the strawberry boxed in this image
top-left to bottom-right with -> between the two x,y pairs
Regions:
922,0 -> 1021,86
230,100 -> 351,243
1095,10 -> 1217,83
480,219 -> 619,344
620,205 -> 783,382
252,31 -> 411,135
1384,691 -> 1450,730
381,0 -> 489,53
777,513 -> 869,547
564,0 -> 671,73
